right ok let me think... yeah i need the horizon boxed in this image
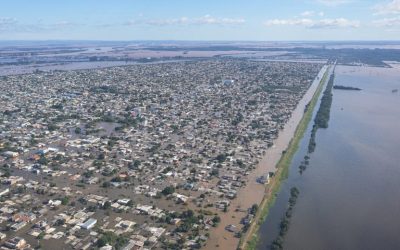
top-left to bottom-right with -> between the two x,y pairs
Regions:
1,39 -> 400,43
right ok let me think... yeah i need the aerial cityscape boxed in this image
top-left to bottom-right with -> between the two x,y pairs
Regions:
1,1 -> 400,250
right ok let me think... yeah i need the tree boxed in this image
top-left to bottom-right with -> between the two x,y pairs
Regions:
78,197 -> 88,205
1,168 -> 11,177
127,200 -> 134,207
61,196 -> 69,205
98,153 -> 105,160
236,159 -> 245,168
38,156 -> 49,165
271,236 -> 284,250
88,205 -> 97,212
210,169 -> 219,177
102,201 -> 111,210
102,182 -> 111,188
162,186 -> 175,196
97,231 -> 128,249
48,123 -> 58,131
128,159 -> 141,169
216,154 -> 227,163
250,204 -> 258,215
37,232 -> 45,239
212,215 -> 221,224
181,209 -> 194,219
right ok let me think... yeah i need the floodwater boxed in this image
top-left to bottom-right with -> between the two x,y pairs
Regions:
257,65 -> 400,250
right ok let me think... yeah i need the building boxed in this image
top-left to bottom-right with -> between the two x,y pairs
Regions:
121,239 -> 144,250
2,151 -> 19,158
0,188 -> 9,197
3,237 -> 26,249
11,221 -> 27,231
222,79 -> 234,85
81,218 -> 97,230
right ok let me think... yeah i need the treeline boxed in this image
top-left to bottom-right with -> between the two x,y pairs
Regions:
333,85 -> 361,91
270,187 -> 300,250
308,72 -> 335,154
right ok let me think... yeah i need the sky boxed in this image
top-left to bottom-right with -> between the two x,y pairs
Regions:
0,0 -> 400,41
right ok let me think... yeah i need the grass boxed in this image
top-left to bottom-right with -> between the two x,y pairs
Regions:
238,66 -> 330,250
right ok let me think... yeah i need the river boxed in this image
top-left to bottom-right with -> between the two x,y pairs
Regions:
257,65 -> 400,250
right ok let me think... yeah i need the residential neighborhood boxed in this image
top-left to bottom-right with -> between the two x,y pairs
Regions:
0,59 -> 321,249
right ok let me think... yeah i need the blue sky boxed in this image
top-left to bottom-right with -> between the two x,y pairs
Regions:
0,0 -> 400,40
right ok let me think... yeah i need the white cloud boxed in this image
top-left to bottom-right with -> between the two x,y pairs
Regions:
53,21 -> 77,28
264,18 -> 314,26
300,11 -> 315,17
0,17 -> 43,32
311,18 -> 360,28
0,17 -> 18,30
123,20 -> 140,26
373,16 -> 400,26
195,15 -> 245,25
145,17 -> 189,26
0,18 -> 79,33
124,15 -> 245,27
264,17 -> 360,29
315,0 -> 352,6
300,11 -> 325,17
373,0 -> 400,15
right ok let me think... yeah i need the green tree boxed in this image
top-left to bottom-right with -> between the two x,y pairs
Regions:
162,186 -> 175,196
61,196 -> 69,205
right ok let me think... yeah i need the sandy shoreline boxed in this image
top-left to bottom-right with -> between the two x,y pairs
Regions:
203,65 -> 329,250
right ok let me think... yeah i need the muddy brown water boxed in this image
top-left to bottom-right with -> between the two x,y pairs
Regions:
257,65 -> 400,250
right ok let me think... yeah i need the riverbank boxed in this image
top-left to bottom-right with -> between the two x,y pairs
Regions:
203,65 -> 330,250
238,65 -> 331,250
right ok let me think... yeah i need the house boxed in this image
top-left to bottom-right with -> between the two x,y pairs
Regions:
136,205 -> 152,215
117,199 -> 131,206
115,220 -> 136,233
170,218 -> 181,225
85,177 -> 99,184
0,188 -> 9,197
222,79 -> 235,85
81,218 -> 97,230
3,151 -> 19,158
173,193 -> 188,203
3,237 -> 26,249
99,245 -> 113,250
48,199 -> 62,208
12,213 -> 36,223
146,226 -> 165,238
11,221 -> 27,231
121,239 -> 144,250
